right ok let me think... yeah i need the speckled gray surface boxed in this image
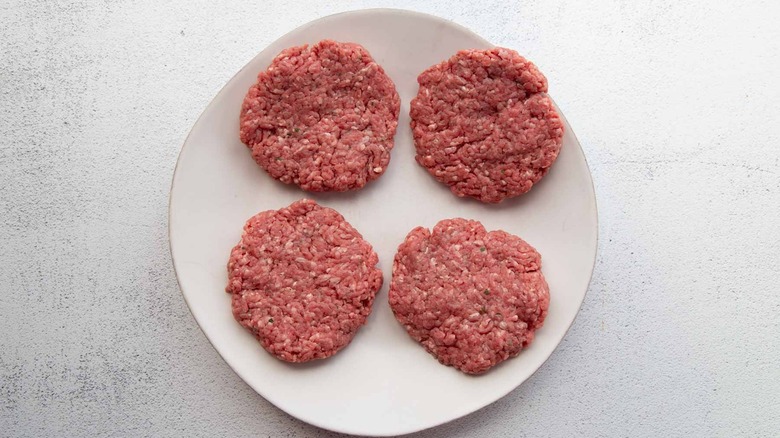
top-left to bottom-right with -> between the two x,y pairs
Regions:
2,1 -> 779,436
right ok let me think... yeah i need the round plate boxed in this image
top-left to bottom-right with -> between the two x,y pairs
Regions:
169,8 -> 597,436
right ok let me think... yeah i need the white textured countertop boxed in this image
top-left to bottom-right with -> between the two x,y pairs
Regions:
2,1 -> 779,436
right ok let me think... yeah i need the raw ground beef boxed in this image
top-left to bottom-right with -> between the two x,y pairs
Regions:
389,218 -> 549,374
226,199 -> 383,362
240,40 -> 400,192
410,47 -> 564,203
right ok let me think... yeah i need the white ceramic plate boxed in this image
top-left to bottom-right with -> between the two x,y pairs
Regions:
169,9 -> 597,436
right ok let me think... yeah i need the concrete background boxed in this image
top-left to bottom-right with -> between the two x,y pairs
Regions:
1,1 -> 779,436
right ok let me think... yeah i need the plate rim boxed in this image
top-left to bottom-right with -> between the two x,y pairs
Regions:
168,8 -> 599,436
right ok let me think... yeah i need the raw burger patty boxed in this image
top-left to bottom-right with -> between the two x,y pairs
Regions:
226,199 -> 383,362
240,40 -> 400,192
410,47 -> 564,203
389,218 -> 549,374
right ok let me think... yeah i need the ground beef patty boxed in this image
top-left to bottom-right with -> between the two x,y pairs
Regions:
410,48 -> 564,203
389,218 -> 549,374
226,199 -> 383,362
240,40 -> 400,192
